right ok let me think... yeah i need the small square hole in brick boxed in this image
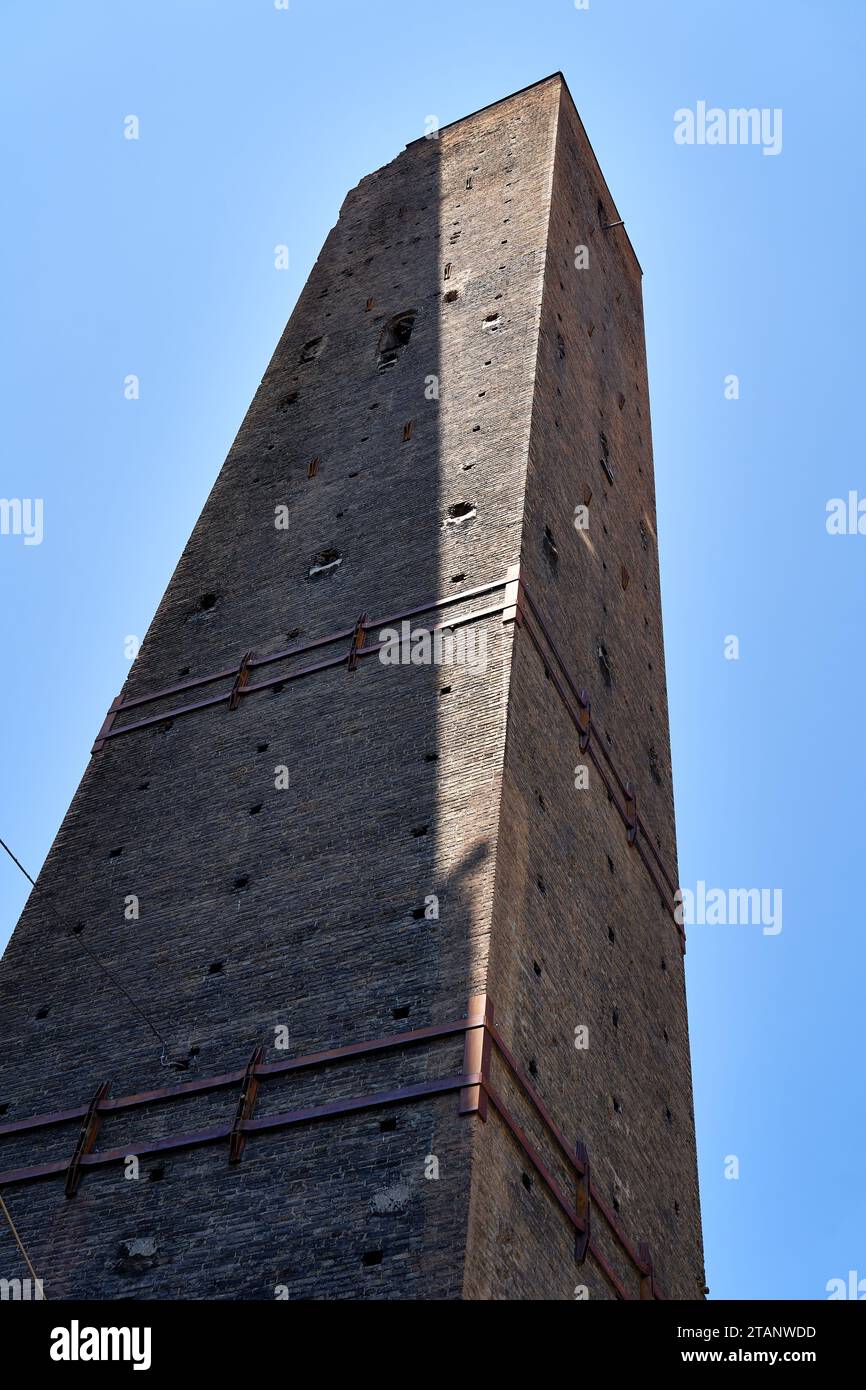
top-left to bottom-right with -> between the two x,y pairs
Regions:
299,337 -> 325,364
447,500 -> 476,524
308,549 -> 342,579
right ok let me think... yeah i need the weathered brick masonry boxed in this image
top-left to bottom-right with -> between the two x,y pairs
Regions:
0,74 -> 704,1300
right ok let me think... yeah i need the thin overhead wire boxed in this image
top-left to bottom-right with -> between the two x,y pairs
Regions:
0,833 -> 173,1057
0,1188 -> 46,1297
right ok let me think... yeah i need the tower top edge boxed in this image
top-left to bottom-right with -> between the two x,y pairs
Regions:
399,71 -> 643,278
404,71 -> 567,145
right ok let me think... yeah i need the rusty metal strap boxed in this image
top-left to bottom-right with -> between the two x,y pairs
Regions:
516,601 -> 682,949
484,1018 -> 657,1290
0,1016 -> 478,1141
228,1044 -> 263,1164
0,995 -> 661,1298
64,1081 -> 110,1198
92,576 -> 512,750
482,1081 -> 635,1301
518,581 -> 678,884
228,651 -> 253,711
0,1074 -> 482,1190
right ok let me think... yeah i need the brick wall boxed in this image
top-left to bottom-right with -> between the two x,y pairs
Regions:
0,79 -> 560,1300
0,75 -> 702,1301
464,81 -> 705,1300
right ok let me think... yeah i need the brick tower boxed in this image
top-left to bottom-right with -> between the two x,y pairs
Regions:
0,74 -> 704,1300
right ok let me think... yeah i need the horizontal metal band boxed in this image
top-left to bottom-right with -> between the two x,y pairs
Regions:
0,1077 -> 479,1188
93,575 -> 513,748
0,998 -> 663,1298
0,1017 -> 478,1139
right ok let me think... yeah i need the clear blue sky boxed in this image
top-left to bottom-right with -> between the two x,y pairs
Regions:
1,0 -> 863,1301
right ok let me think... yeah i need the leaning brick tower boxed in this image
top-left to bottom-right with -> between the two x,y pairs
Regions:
0,74 -> 704,1300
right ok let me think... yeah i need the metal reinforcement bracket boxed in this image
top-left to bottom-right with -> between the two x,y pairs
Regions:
228,1043 -> 264,1165
64,1080 -> 111,1198
574,1139 -> 591,1262
228,651 -> 253,712
347,613 -> 368,672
